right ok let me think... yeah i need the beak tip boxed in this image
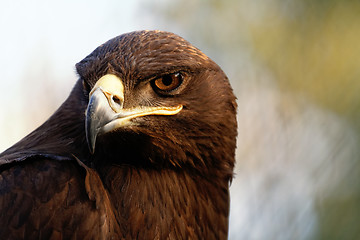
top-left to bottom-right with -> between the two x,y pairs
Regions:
85,114 -> 97,155
90,149 -> 95,155
88,143 -> 95,155
85,124 -> 97,155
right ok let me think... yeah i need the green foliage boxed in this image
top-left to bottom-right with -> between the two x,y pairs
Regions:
249,1 -> 360,126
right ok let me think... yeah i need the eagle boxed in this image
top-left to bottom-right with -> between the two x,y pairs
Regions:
0,30 -> 237,239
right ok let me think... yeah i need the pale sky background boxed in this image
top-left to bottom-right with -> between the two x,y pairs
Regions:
0,0 -> 172,151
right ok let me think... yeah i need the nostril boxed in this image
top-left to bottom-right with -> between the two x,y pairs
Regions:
112,95 -> 122,106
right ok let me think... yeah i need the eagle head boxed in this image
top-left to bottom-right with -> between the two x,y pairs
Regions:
74,31 -> 237,179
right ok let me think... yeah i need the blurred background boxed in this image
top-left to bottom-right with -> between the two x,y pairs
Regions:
1,0 -> 360,239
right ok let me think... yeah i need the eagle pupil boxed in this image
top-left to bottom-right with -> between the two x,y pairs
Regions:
162,75 -> 173,86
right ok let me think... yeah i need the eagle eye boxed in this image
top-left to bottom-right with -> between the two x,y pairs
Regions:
152,72 -> 183,93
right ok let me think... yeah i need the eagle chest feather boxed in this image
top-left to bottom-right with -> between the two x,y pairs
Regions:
98,166 -> 229,239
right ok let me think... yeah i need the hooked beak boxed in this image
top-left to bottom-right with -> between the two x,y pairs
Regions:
85,74 -> 182,154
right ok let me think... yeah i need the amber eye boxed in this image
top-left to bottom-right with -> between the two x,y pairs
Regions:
152,73 -> 183,92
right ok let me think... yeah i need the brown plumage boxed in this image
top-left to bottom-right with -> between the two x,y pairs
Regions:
0,30 -> 237,239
